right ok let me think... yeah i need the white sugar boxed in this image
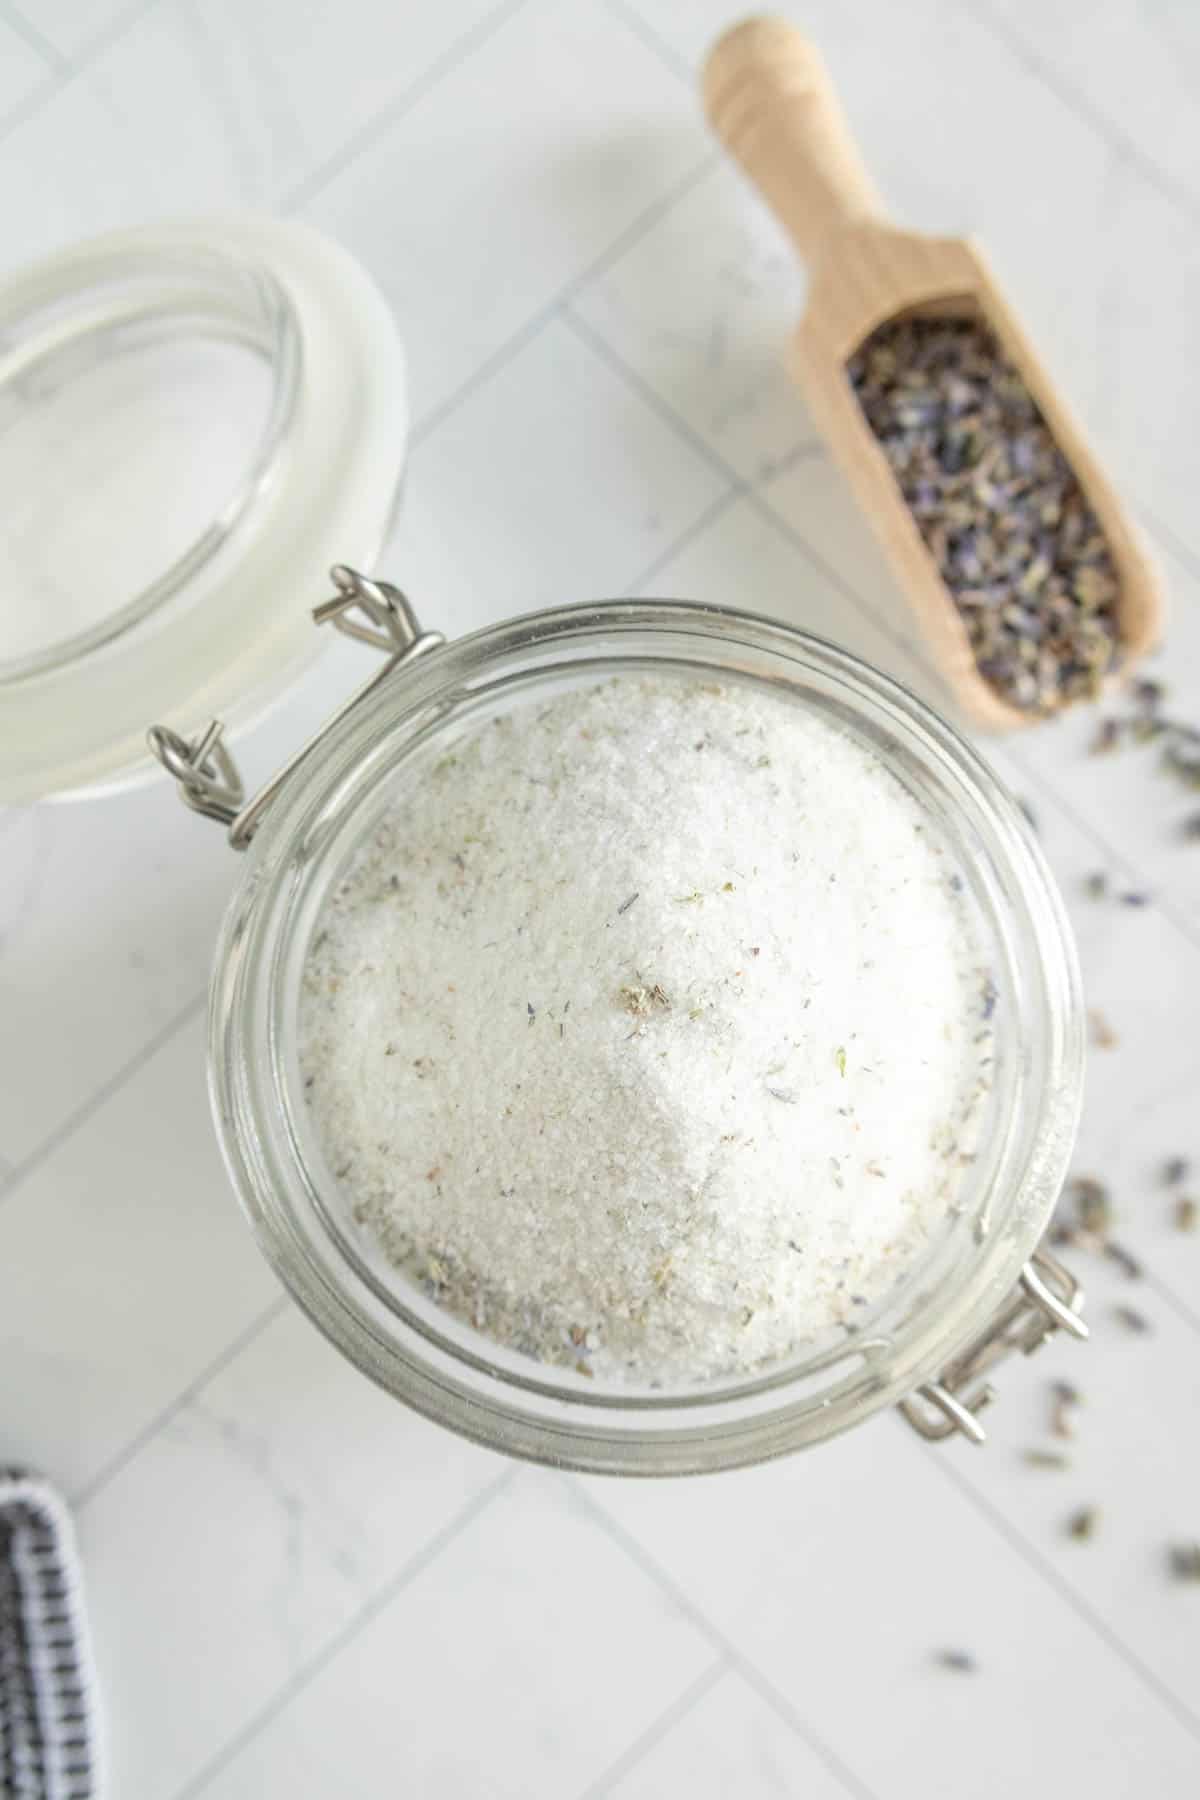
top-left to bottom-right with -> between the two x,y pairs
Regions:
299,675 -> 993,1386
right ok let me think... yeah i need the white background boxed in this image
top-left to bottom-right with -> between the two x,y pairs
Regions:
2,1 -> 1199,1794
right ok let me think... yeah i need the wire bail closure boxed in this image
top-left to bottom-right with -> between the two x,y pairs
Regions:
147,565 -> 443,850
897,1244 -> 1088,1445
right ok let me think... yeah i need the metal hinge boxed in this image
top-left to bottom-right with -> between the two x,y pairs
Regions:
147,566 -> 443,849
898,1244 -> 1087,1445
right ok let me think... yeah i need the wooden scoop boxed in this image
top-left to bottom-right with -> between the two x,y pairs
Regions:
703,16 -> 1163,730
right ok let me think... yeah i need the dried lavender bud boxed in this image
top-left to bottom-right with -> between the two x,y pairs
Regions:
935,1650 -> 977,1673
1067,1505 -> 1099,1541
1088,1008 -> 1118,1049
1163,733 -> 1200,791
1103,1240 -> 1142,1279
1084,871 -> 1109,900
1174,1196 -> 1198,1233
1164,1157 -> 1190,1186
1069,1175 -> 1111,1239
1119,890 -> 1150,908
1050,1380 -> 1081,1439
847,318 -> 1121,714
1132,677 -> 1166,713
1168,1543 -> 1200,1582
1182,813 -> 1200,842
1112,1304 -> 1151,1334
1023,1449 -> 1070,1471
1091,718 -> 1123,754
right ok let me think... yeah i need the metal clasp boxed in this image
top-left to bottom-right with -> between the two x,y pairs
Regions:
148,566 -> 444,850
898,1244 -> 1088,1446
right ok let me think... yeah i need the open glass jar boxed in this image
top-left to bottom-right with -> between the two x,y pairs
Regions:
155,571 -> 1087,1476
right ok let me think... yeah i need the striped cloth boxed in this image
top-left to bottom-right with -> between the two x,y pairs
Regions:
0,1473 -> 102,1800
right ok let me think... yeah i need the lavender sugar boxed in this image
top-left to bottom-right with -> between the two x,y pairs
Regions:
299,676 -> 995,1385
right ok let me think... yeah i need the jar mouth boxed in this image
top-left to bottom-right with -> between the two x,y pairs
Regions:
0,245 -> 300,686
210,600 -> 1084,1474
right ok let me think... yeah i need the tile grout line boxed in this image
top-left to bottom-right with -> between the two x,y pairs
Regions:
280,0 -> 533,215
173,1464 -> 519,1800
0,986 -> 206,1209
0,0 -> 168,143
73,1294 -> 291,1512
623,484 -> 746,594
1140,503 -> 1200,587
600,0 -> 695,85
921,1430 -> 1200,1743
966,0 -> 1200,232
408,149 -> 720,450
576,1656 -> 728,1800
571,1478 -> 879,1800
0,1 -> 70,74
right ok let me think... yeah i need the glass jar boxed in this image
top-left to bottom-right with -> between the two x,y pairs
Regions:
168,574 -> 1086,1476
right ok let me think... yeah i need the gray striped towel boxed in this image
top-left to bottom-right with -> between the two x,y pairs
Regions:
0,1472 -> 102,1800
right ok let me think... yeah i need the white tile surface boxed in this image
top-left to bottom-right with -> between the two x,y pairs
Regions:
569,161 -> 813,484
393,314 -> 727,639
604,1669 -> 851,1800
0,8 -> 52,116
302,0 -> 705,426
79,1308 -> 502,1798
0,0 -> 521,270
10,0 -> 140,61
195,1470 -> 714,1800
0,1013 -> 279,1496
588,1425 -> 1200,1795
2,3 -> 1200,1797
978,0 -> 1200,214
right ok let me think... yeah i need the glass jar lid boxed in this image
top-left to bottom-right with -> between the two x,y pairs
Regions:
0,217 -> 408,803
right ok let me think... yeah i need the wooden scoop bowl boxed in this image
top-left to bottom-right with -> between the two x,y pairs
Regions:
703,16 -> 1163,730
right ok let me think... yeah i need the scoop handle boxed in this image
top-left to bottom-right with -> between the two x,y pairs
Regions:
702,17 -> 885,264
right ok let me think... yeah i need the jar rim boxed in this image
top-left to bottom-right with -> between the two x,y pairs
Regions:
209,598 -> 1085,1474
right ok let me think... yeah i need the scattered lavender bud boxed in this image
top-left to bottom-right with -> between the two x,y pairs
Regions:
1088,1008 -> 1118,1049
1163,734 -> 1200,791
1174,1196 -> 1198,1233
1168,1543 -> 1200,1583
1132,677 -> 1166,712
1164,1157 -> 1190,1186
934,1650 -> 977,1673
1119,890 -> 1150,908
1023,1449 -> 1071,1471
1084,871 -> 1109,900
1182,812 -> 1200,842
1091,719 -> 1122,755
1051,1380 -> 1081,1439
1103,1240 -> 1142,1279
1069,1175 -> 1111,1240
1112,1304 -> 1151,1334
1067,1505 -> 1099,1542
